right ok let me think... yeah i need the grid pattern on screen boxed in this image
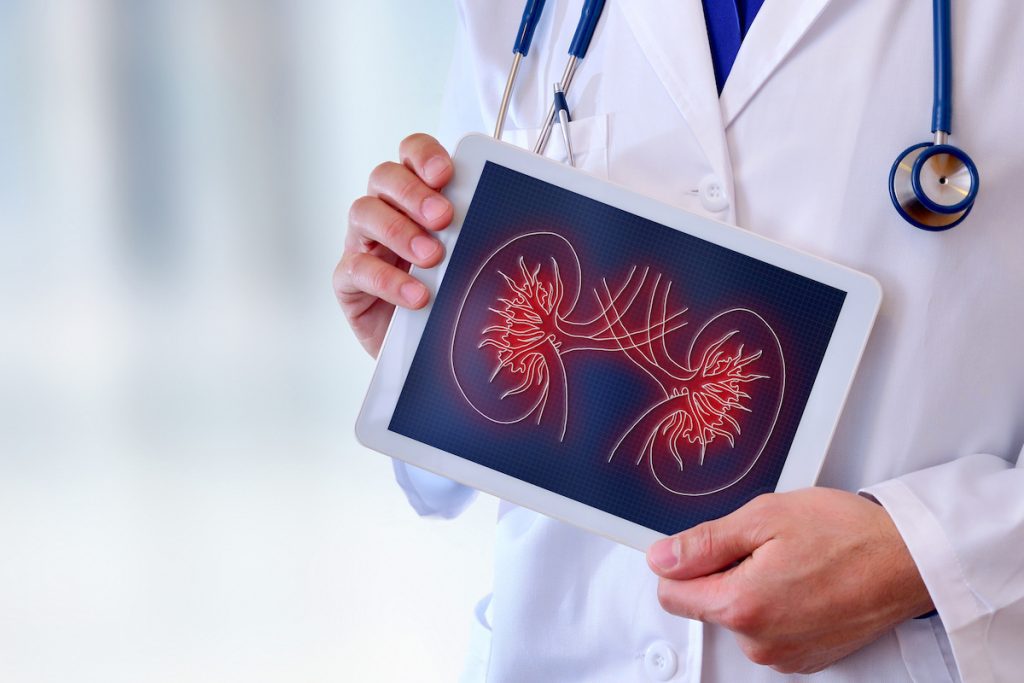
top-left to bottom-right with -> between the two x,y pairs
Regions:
389,163 -> 846,535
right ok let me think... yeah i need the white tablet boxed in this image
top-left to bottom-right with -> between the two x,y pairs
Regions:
356,134 -> 881,551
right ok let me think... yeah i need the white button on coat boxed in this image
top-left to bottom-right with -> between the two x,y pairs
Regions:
698,174 -> 730,212
642,640 -> 679,681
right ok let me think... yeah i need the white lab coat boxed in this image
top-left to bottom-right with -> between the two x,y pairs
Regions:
394,1 -> 1024,681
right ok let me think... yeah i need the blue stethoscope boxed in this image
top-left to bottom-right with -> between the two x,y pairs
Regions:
890,0 -> 979,231
495,0 -> 979,232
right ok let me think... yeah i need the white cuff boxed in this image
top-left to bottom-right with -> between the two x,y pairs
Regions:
392,459 -> 477,519
862,477 -> 993,683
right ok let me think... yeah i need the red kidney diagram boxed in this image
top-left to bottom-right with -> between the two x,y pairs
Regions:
450,232 -> 785,496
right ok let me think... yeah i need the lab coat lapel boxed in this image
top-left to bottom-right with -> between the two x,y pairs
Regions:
719,0 -> 837,127
617,0 -> 729,180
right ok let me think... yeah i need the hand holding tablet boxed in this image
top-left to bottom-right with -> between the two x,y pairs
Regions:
334,134 -> 454,357
356,134 -> 881,550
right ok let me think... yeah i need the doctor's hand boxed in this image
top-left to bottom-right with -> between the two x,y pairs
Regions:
334,134 -> 454,356
647,488 -> 934,674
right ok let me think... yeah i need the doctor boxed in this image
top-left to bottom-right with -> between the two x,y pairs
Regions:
335,1 -> 1024,681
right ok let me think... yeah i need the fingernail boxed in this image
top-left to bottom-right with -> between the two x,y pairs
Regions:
649,538 -> 679,571
423,156 -> 450,182
401,282 -> 427,306
421,196 -> 449,222
411,235 -> 438,261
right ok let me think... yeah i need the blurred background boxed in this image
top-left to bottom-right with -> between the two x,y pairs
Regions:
0,1 -> 498,681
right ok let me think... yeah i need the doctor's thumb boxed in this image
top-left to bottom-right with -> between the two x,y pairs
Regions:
646,504 -> 767,581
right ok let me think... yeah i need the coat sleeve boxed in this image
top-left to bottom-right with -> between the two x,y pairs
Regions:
390,3 -> 486,520
862,447 -> 1024,683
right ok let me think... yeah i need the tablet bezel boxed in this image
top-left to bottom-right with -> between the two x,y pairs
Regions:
356,134 -> 881,551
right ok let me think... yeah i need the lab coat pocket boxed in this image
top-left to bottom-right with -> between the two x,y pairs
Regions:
459,593 -> 493,683
502,113 -> 609,179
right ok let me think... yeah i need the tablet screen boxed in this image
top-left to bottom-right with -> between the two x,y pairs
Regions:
389,162 -> 845,535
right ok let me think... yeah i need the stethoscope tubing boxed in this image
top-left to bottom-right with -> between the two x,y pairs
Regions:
932,0 -> 953,135
532,0 -> 607,154
494,0 -> 548,139
497,0 -> 978,231
491,0 -> 607,146
889,0 -> 979,231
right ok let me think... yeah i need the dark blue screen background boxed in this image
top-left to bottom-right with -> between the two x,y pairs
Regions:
389,163 -> 846,535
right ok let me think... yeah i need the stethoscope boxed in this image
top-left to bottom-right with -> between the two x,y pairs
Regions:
495,0 -> 979,232
493,0 -> 605,157
890,0 -> 979,231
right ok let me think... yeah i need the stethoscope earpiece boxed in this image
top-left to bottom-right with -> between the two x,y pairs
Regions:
889,139 -> 979,232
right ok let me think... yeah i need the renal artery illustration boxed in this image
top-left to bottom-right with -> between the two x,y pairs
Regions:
450,232 -> 785,496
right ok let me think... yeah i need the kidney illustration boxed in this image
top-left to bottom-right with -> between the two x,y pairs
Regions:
450,231 -> 784,496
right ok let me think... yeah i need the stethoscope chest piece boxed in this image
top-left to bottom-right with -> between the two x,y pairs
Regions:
889,0 -> 980,232
889,139 -> 979,231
